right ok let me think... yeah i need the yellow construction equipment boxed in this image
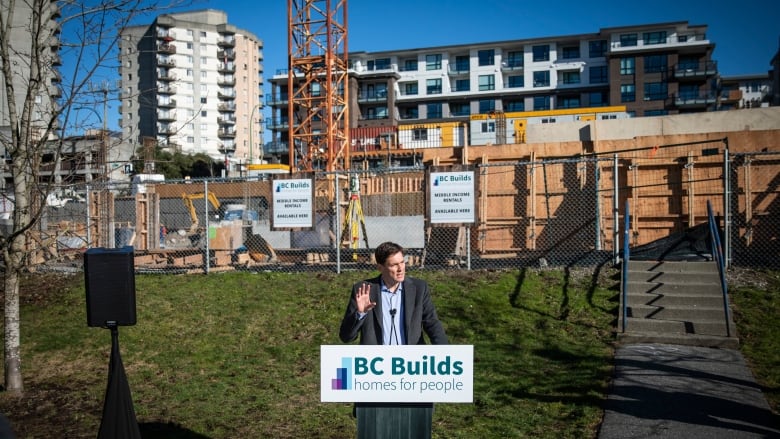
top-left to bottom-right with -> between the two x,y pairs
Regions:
182,192 -> 221,233
341,175 -> 369,260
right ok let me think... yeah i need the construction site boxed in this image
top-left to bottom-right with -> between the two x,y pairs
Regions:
22,1 -> 780,272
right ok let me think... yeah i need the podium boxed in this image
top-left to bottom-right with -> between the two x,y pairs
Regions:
356,402 -> 433,439
321,345 -> 473,439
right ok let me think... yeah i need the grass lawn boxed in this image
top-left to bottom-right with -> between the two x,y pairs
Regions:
0,265 -> 776,438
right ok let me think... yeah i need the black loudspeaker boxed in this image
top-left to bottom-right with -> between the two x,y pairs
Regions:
84,246 -> 137,327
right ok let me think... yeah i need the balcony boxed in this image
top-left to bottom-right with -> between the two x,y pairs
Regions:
218,76 -> 236,86
674,91 -> 717,107
218,103 -> 236,112
218,90 -> 236,100
266,94 -> 289,106
156,29 -> 175,41
267,118 -> 289,130
217,36 -> 236,47
501,61 -> 524,72
719,89 -> 742,104
157,43 -> 176,54
217,49 -> 236,61
673,61 -> 718,80
158,70 -> 176,81
357,91 -> 388,103
157,56 -> 175,67
218,128 -> 236,138
157,125 -> 177,136
218,142 -> 236,153
218,115 -> 236,125
51,53 -> 62,66
157,98 -> 177,108
157,111 -> 176,121
447,65 -> 470,76
218,63 -> 236,73
157,84 -> 177,94
49,85 -> 61,97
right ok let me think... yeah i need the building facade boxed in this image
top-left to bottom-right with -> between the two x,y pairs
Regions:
118,10 -> 263,175
267,21 -> 722,166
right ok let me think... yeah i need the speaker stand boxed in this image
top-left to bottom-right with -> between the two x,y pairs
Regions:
97,323 -> 141,439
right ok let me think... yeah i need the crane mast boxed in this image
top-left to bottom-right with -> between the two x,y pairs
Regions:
287,0 -> 350,172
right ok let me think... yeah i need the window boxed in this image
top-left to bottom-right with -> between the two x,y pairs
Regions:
426,103 -> 442,119
426,78 -> 442,95
589,40 -> 607,57
505,100 -> 524,111
589,66 -> 608,83
454,55 -> 470,72
450,102 -> 470,116
200,123 -> 208,131
562,46 -> 580,59
532,45 -> 549,62
644,82 -> 668,100
368,58 -> 391,70
412,128 -> 428,141
479,99 -> 495,113
507,75 -> 524,88
481,122 -> 495,133
643,31 -> 667,45
200,97 -> 207,103
403,82 -> 418,95
559,96 -> 580,108
533,96 -> 550,110
678,56 -> 699,71
187,42 -> 193,50
589,91 -> 608,106
401,59 -> 418,71
426,54 -> 442,70
620,57 -> 635,75
505,50 -> 524,68
186,68 -> 193,77
401,107 -> 419,119
311,82 -> 321,97
453,78 -> 470,92
478,49 -> 495,66
478,74 -> 495,91
200,31 -> 206,38
200,57 -> 208,65
560,71 -> 580,85
645,109 -> 668,116
620,84 -> 635,102
186,55 -> 193,64
187,136 -> 195,143
533,71 -> 550,87
620,34 -> 637,47
679,84 -> 699,100
201,110 -> 207,117
644,55 -> 667,73
186,29 -> 193,37
201,71 -> 207,79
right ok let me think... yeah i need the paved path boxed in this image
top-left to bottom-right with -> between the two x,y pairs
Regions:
599,344 -> 780,439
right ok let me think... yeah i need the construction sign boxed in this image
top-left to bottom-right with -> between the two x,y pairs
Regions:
271,178 -> 314,228
429,170 -> 476,224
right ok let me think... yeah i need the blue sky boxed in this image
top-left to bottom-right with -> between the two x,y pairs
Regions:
102,0 -> 780,131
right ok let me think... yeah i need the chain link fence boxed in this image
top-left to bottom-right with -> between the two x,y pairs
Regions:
27,143 -> 780,273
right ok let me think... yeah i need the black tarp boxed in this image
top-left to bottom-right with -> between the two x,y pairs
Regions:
629,223 -> 717,261
97,327 -> 141,439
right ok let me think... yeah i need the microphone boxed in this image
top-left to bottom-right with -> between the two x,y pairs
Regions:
390,308 -> 397,317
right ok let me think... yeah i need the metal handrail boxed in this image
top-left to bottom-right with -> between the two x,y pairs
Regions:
707,200 -> 731,337
621,200 -> 630,333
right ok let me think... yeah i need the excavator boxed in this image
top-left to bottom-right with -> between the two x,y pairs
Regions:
180,192 -> 276,261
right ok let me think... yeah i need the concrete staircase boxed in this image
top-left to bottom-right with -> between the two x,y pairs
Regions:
617,260 -> 739,349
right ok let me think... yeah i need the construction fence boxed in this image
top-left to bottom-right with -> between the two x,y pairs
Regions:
36,142 -> 780,273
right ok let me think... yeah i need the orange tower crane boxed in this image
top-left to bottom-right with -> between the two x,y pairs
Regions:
287,0 -> 350,172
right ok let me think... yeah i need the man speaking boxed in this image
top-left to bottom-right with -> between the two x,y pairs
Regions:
339,241 -> 448,438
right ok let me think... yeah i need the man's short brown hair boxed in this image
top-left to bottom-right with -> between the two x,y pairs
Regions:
374,241 -> 404,265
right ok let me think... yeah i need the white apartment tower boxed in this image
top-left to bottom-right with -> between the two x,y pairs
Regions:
119,10 -> 263,173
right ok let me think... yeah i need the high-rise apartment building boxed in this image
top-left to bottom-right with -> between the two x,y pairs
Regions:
0,0 -> 62,139
119,10 -> 263,174
267,21 -> 718,163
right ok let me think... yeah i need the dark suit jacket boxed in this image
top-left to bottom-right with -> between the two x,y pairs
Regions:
339,276 -> 448,345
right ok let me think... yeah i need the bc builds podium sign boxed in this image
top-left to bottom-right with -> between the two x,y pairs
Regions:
320,345 -> 473,403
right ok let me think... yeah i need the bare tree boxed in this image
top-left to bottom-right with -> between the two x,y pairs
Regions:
0,0 -> 185,393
